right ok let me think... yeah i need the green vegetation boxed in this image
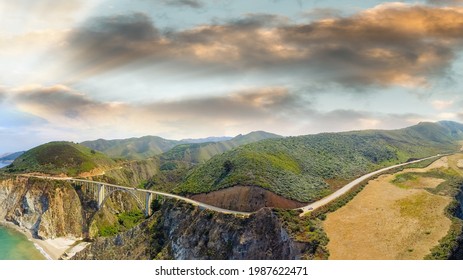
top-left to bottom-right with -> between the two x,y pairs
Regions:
98,209 -> 145,237
3,142 -> 115,176
81,136 -> 183,160
177,122 -> 462,202
161,131 -> 281,163
309,180 -> 369,220
82,131 -> 280,161
81,131 -> 281,160
273,209 -> 329,259
423,172 -> 463,259
391,173 -> 420,189
389,158 -> 463,260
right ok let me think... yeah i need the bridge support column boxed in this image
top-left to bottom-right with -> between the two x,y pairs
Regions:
145,192 -> 153,217
97,184 -> 105,209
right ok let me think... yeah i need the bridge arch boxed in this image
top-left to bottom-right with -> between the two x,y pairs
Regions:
99,188 -> 145,212
69,180 -> 154,217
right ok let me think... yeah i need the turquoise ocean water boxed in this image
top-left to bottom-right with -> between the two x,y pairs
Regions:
0,162 -> 45,259
0,226 -> 45,260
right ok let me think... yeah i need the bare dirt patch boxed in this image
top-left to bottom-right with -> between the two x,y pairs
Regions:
324,172 -> 452,260
190,186 -> 305,212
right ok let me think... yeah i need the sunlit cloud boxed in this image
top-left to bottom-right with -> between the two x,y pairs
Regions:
432,100 -> 454,110
36,3 -> 463,90
2,1 -> 463,153
427,0 -> 463,6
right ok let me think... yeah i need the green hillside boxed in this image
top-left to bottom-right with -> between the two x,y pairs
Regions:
81,131 -> 280,161
81,136 -> 183,160
4,142 -> 115,176
162,131 -> 282,163
176,122 -> 463,202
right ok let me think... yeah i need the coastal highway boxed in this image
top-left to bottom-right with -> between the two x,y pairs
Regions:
19,154 -> 444,217
297,154 -> 445,215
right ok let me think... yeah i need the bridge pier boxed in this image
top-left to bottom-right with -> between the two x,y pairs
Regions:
145,192 -> 153,217
97,184 -> 105,209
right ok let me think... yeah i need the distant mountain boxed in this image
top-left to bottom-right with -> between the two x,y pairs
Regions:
162,131 -> 282,164
176,121 -> 463,203
81,131 -> 280,160
81,136 -> 183,160
4,142 -> 115,176
438,120 -> 463,139
0,151 -> 25,162
180,136 -> 233,144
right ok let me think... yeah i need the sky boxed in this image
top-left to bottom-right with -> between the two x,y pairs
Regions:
1,0 -> 463,153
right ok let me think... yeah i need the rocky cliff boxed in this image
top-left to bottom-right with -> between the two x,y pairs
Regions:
0,176 -> 140,240
73,200 -> 323,260
0,176 -> 84,239
0,175 -> 325,260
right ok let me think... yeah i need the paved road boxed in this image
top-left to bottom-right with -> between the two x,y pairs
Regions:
297,154 -> 445,215
19,154 -> 444,217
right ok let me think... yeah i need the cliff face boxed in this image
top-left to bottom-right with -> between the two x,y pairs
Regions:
0,176 -> 320,260
73,200 -> 316,260
0,177 -> 84,239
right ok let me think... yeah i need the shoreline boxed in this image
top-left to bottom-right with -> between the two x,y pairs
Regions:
0,220 -> 89,260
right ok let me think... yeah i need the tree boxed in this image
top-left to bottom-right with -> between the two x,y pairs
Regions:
223,160 -> 233,173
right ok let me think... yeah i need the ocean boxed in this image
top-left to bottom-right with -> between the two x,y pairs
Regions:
0,161 -> 46,259
0,226 -> 45,260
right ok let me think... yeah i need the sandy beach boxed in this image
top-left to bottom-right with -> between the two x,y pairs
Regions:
0,221 -> 89,260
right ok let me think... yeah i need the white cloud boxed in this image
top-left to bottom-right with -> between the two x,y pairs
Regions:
431,99 -> 454,110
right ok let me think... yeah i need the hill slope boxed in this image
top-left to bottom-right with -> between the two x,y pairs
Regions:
81,131 -> 280,161
162,131 -> 282,164
4,142 -> 115,176
0,151 -> 25,162
176,122 -> 463,203
81,136 -> 183,160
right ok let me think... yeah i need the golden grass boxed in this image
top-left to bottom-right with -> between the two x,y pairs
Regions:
401,156 -> 448,174
393,176 -> 445,189
324,157 -> 453,260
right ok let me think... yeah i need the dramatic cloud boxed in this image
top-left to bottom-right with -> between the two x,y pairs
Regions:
50,3 -> 463,88
302,110 -> 426,133
301,8 -> 342,20
5,83 -> 434,142
427,0 -> 463,6
161,0 -> 204,9
278,3 -> 463,87
7,84 -> 314,137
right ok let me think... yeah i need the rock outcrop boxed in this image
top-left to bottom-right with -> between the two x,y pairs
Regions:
73,200 -> 316,260
0,177 -> 83,239
0,176 -> 321,260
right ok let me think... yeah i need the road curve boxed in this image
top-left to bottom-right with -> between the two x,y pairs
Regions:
297,154 -> 445,215
18,154 -> 444,217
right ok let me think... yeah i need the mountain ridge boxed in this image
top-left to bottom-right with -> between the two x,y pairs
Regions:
81,131 -> 281,160
175,121 -> 463,203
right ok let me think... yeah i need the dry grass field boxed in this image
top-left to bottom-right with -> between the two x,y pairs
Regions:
323,155 -> 463,260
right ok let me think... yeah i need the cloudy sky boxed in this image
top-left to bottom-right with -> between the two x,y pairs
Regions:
1,0 -> 463,153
